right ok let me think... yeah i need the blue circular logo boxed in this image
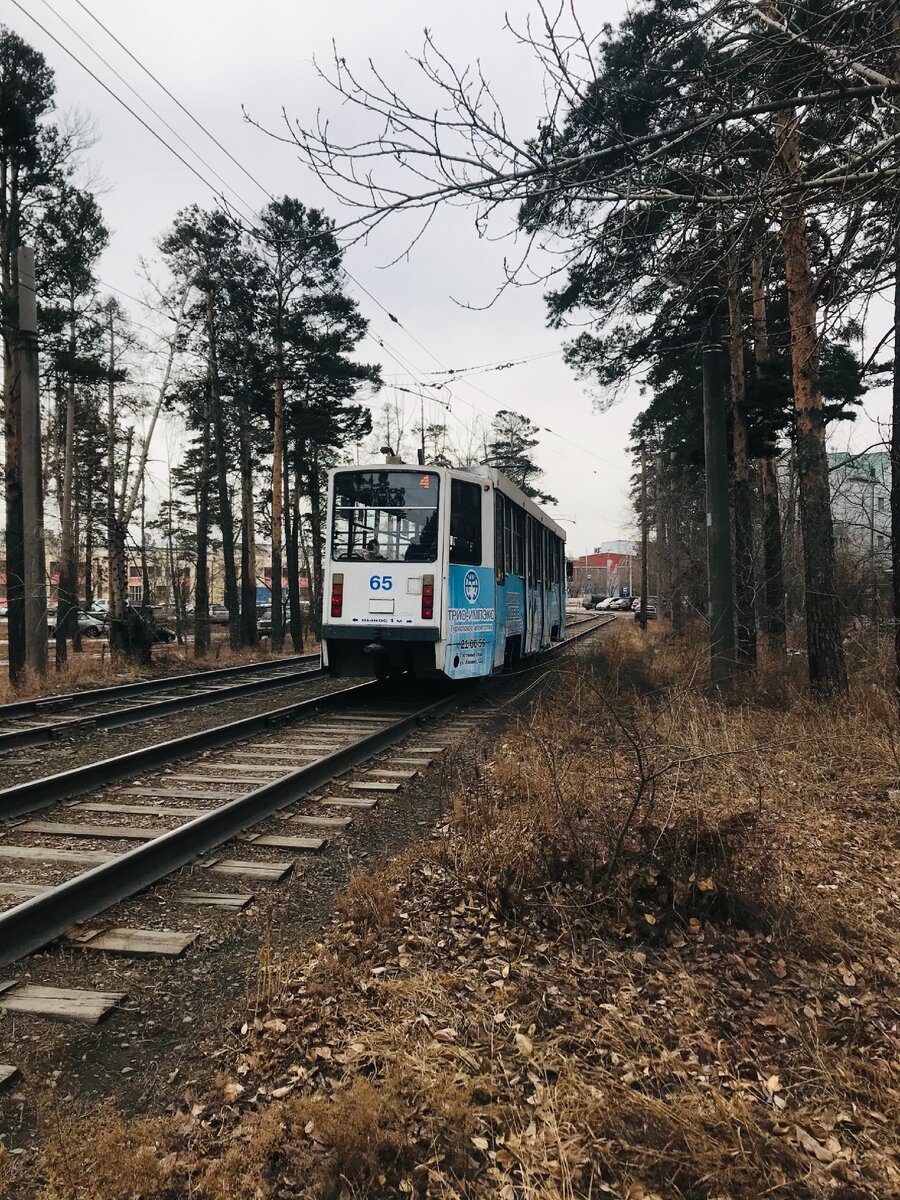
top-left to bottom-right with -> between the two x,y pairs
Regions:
463,570 -> 480,604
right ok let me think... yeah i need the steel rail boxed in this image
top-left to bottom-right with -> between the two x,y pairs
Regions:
0,679 -> 375,821
0,662 -> 326,754
0,652 -> 320,722
0,617 -> 616,968
0,690 -> 465,969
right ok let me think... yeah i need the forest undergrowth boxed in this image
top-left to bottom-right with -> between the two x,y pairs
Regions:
10,622 -> 900,1199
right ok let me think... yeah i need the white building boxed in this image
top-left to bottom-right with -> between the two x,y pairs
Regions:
827,452 -> 891,571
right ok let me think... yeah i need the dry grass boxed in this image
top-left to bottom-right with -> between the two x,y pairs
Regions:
20,622 -> 900,1199
0,635 -> 319,704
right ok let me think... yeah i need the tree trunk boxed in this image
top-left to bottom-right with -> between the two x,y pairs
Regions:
239,413 -> 258,648
773,106 -> 847,697
55,354 -> 77,670
270,369 -> 285,651
106,312 -> 134,659
166,490 -> 184,646
286,469 -> 303,650
750,252 -> 787,654
140,472 -> 151,610
84,472 -> 94,609
194,385 -> 212,658
3,169 -> 26,686
727,265 -> 757,664
207,289 -> 240,652
893,11 -> 900,706
308,444 -> 324,637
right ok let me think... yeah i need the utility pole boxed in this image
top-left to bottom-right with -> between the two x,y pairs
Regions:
16,246 -> 47,676
702,306 -> 736,691
639,442 -> 649,631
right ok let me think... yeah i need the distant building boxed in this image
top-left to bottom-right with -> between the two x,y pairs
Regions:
570,545 -> 638,597
827,452 -> 891,570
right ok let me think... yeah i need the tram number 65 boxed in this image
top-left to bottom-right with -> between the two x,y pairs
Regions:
369,575 -> 393,591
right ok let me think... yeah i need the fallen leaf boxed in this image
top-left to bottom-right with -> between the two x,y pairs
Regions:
515,1032 -> 534,1057
471,1135 -> 489,1150
796,1125 -> 835,1164
222,1081 -> 244,1103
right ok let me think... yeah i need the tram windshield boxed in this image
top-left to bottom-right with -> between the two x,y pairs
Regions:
331,470 -> 440,563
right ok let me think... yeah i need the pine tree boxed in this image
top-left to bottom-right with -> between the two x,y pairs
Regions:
485,410 -> 556,503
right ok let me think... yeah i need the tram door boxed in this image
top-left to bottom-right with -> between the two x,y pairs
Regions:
444,477 -> 494,679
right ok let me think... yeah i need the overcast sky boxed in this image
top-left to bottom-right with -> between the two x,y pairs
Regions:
7,0 -> 892,557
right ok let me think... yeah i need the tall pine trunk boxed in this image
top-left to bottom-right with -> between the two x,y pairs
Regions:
750,252 -> 787,653
286,467 -> 303,651
239,413 -> 258,648
727,265 -> 757,664
194,383 -> 212,658
270,369 -> 285,652
56,345 -> 77,670
308,444 -> 324,636
206,289 -> 240,651
3,163 -> 26,685
773,106 -> 847,697
84,472 -> 94,609
106,309 -> 131,657
891,9 -> 900,706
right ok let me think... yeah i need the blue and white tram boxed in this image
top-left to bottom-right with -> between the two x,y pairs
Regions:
322,461 -> 567,680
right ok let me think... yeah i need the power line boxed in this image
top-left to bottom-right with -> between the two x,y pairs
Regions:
73,0 -> 277,205
36,0 -> 258,222
8,0 -> 237,211
29,1 -> 619,485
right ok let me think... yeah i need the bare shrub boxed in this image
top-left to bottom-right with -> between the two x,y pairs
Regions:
336,869 -> 397,935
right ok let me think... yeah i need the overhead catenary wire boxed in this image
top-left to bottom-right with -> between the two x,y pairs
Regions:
35,0 -> 260,224
24,0 -> 623,486
8,0 -> 244,217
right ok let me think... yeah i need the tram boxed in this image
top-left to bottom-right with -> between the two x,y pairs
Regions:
322,460 -> 567,680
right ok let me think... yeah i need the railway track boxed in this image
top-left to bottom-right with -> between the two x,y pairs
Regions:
0,615 -> 613,1038
0,652 -> 322,754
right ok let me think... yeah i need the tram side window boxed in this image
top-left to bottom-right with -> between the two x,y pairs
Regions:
449,479 -> 482,565
495,493 -> 506,580
513,505 -> 525,576
548,534 -> 560,584
529,520 -> 543,585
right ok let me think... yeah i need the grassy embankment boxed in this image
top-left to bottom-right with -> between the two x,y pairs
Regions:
9,621 -> 900,1199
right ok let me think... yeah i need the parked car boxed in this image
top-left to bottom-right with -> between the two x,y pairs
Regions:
634,603 -> 658,621
208,604 -> 230,624
608,597 -> 633,611
46,610 -> 106,638
596,597 -> 614,610
90,599 -> 110,615
631,597 -> 641,611
582,594 -> 604,610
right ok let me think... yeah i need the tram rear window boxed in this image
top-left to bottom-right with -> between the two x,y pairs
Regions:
331,471 -> 440,563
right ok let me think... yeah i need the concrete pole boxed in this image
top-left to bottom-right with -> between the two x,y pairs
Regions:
702,309 -> 736,691
16,247 -> 48,676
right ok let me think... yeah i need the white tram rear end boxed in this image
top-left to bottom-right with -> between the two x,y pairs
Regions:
322,463 -> 566,680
